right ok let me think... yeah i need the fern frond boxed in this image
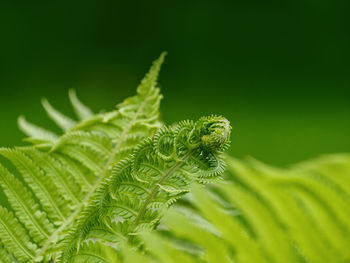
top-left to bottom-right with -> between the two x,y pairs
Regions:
0,53 -> 167,262
118,154 -> 350,263
245,157 -> 350,261
162,208 -> 232,263
223,155 -> 350,262
60,115 -> 231,262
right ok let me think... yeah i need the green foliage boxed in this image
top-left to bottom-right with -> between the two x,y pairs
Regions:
0,53 -> 172,262
61,115 -> 230,262
0,52 -> 348,263
122,154 -> 350,263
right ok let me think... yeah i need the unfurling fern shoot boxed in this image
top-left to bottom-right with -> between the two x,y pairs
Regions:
62,116 -> 231,262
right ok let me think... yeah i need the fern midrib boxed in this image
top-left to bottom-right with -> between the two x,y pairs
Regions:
37,88 -> 155,258
0,216 -> 35,260
130,150 -> 194,240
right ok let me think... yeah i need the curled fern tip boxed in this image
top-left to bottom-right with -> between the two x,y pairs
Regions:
196,116 -> 231,152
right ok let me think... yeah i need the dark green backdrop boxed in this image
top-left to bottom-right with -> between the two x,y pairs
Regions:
1,0 -> 349,165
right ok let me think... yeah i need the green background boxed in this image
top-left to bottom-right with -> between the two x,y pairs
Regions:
1,0 -> 349,165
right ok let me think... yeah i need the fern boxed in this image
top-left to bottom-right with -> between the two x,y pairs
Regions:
0,242 -> 13,263
60,116 -> 231,261
0,53 -> 232,262
1,52 -> 347,263
0,163 -> 54,245
121,154 -> 350,263
0,53 -> 169,261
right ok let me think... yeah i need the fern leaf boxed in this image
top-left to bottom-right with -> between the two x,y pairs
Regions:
68,242 -> 116,263
41,98 -> 76,131
140,231 -> 199,263
137,52 -> 166,95
247,158 -> 350,261
22,148 -> 83,205
52,152 -> 93,192
57,144 -> 105,176
18,115 -> 58,142
223,155 -> 350,263
0,148 -> 69,224
52,131 -> 113,159
163,209 -> 232,263
69,89 -> 94,120
0,242 -> 13,263
0,207 -> 38,262
0,164 -> 54,245
225,157 -> 333,262
121,244 -> 153,263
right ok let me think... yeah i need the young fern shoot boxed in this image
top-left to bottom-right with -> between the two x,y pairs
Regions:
61,116 -> 231,262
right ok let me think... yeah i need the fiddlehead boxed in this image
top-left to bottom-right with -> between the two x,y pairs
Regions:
61,115 -> 231,262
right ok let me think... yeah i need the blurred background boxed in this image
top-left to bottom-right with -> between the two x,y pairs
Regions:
0,0 -> 349,166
